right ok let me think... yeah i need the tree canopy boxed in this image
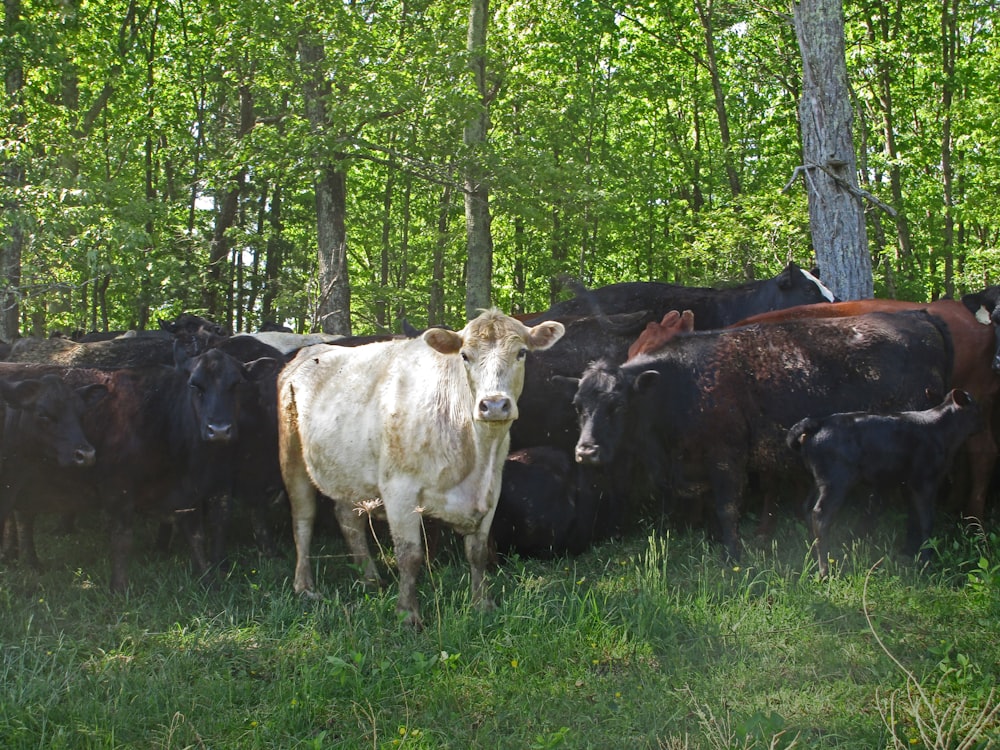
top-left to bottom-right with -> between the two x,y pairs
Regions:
3,0 -> 998,335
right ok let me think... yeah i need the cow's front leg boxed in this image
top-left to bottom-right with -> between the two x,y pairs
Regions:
709,458 -> 745,562
108,501 -> 134,594
332,500 -> 382,589
464,529 -> 495,612
381,488 -> 425,628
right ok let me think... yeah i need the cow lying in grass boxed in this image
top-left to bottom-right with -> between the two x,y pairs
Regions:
787,389 -> 983,577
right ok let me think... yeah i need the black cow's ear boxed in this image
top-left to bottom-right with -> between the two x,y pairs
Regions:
78,384 -> 109,409
952,389 -> 974,407
778,263 -> 794,289
634,370 -> 660,393
244,357 -> 283,382
0,379 -> 42,409
550,375 -> 580,395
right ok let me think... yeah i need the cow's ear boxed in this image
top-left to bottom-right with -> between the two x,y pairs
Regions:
777,263 -> 794,289
78,383 -> 109,409
244,357 -> 283,382
526,321 -> 565,351
550,374 -> 580,396
951,389 -> 974,407
634,370 -> 660,393
423,327 -> 464,355
0,379 -> 42,409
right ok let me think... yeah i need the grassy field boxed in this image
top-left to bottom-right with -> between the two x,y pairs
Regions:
1,506 -> 998,749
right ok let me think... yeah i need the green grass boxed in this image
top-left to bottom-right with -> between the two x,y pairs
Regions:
1,507 -> 998,749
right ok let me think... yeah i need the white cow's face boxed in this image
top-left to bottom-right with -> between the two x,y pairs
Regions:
424,310 -> 565,424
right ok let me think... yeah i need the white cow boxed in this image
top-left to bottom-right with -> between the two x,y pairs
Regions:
277,309 -> 565,627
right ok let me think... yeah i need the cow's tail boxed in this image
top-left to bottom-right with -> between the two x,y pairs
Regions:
786,417 -> 821,453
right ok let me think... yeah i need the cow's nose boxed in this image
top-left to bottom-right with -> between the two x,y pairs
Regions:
74,445 -> 96,467
575,443 -> 603,465
478,396 -> 513,421
205,422 -> 234,442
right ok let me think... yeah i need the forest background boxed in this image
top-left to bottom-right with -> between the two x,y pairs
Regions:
2,0 -> 999,337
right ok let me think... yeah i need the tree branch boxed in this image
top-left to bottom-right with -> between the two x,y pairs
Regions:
783,162 -> 898,217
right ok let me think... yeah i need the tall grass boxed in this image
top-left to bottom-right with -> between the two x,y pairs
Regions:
0,509 -> 998,748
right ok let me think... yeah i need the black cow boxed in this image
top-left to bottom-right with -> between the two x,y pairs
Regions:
528,262 -> 835,329
511,311 -> 653,452
787,389 -> 982,576
0,341 -> 276,591
512,265 -> 836,453
492,446 -> 614,558
211,335 -> 286,557
569,311 -> 954,561
7,313 -> 227,369
0,374 -> 108,564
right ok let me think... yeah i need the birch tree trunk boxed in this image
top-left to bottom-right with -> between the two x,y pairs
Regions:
793,0 -> 873,300
463,0 -> 493,319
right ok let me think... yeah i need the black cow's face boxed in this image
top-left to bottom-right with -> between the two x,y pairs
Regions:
572,361 -> 635,466
989,306 -> 1000,374
0,375 -> 107,468
776,262 -> 837,306
182,349 -> 247,443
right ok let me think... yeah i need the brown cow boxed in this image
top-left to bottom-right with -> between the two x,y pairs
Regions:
627,310 -> 695,360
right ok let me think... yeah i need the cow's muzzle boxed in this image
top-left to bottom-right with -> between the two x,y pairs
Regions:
575,442 -> 605,465
72,445 -> 97,468
477,395 -> 515,422
204,422 -> 235,442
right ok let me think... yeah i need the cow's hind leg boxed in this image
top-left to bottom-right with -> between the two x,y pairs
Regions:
280,420 -> 322,596
811,480 -> 849,578
905,485 -> 938,566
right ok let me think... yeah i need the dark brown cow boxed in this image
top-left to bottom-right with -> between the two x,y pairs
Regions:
0,374 -> 108,564
0,342 -> 277,591
733,299 -> 997,523
570,311 -> 952,561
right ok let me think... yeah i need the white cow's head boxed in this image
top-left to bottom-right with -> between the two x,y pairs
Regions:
423,309 -> 565,424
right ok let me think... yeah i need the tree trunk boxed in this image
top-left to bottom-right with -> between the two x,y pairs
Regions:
1,0 -> 25,341
463,0 -> 493,319
378,149 -> 396,331
204,82 -> 254,325
939,0 -> 958,299
694,0 -> 741,199
314,163 -> 352,334
429,177 -> 453,327
858,0 -> 913,270
793,0 -> 873,300
299,34 -> 352,335
261,184 -> 284,325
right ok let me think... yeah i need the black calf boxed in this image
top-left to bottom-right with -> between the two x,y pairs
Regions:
787,389 -> 983,576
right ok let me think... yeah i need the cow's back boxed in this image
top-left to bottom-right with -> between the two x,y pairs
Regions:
281,338 -> 469,500
636,310 -> 952,475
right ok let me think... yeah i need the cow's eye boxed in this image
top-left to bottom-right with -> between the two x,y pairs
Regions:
461,350 -> 471,363
516,348 -> 528,361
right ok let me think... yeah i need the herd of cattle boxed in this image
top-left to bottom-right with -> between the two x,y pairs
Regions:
2,262 -> 1000,626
